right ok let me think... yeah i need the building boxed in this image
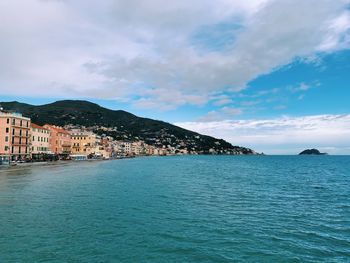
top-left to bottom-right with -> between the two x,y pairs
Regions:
100,136 -> 113,157
131,141 -> 148,156
0,110 -> 31,162
120,141 -> 132,155
31,123 -> 51,156
71,131 -> 96,156
44,125 -> 72,156
145,144 -> 156,155
93,145 -> 110,159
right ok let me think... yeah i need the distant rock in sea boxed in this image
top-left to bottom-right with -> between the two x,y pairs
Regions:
299,149 -> 327,155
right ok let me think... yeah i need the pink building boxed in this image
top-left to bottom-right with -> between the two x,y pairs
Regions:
0,110 -> 31,162
31,123 -> 51,155
43,125 -> 72,156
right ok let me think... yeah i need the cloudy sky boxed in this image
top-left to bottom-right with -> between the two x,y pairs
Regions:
1,0 -> 350,154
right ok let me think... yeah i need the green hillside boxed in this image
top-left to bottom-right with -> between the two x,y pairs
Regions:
1,100 -> 256,154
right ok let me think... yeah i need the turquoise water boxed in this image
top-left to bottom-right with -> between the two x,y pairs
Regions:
0,156 -> 349,262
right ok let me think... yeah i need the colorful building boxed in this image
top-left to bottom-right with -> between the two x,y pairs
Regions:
0,110 -> 31,162
71,131 -> 96,155
31,123 -> 51,155
43,125 -> 72,156
93,145 -> 110,159
121,141 -> 132,155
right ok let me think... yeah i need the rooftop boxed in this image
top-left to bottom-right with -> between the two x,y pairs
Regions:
44,124 -> 70,134
0,110 -> 30,120
31,123 -> 49,130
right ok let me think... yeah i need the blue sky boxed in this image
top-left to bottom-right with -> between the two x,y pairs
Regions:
0,0 -> 350,154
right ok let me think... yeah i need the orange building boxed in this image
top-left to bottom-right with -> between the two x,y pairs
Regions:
43,125 -> 72,156
0,110 -> 31,162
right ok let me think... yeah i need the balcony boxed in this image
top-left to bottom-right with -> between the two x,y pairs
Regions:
11,142 -> 30,146
11,133 -> 30,138
11,123 -> 30,129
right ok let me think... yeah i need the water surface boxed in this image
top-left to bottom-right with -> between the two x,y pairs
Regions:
0,156 -> 349,262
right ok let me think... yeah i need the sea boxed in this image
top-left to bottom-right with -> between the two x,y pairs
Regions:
0,155 -> 349,262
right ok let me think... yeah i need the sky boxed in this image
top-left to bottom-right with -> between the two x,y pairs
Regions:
0,0 -> 350,154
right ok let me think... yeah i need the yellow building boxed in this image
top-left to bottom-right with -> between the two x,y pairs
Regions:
71,131 -> 96,155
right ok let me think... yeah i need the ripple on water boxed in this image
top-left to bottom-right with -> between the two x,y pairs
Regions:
0,155 -> 349,262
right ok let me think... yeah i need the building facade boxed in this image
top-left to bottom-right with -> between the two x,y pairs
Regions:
31,123 -> 51,155
43,125 -> 72,155
0,110 -> 31,162
71,131 -> 96,155
121,142 -> 132,155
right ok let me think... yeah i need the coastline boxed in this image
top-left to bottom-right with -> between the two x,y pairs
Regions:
0,154 -> 255,171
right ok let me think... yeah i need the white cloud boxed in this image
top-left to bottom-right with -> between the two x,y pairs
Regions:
289,81 -> 320,93
221,107 -> 242,116
0,0 -> 349,109
212,95 -> 234,106
198,111 -> 226,122
198,106 -> 242,122
290,83 -> 311,92
175,114 -> 350,154
318,11 -> 350,51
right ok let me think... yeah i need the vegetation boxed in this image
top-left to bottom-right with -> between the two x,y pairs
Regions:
1,100 -> 256,154
299,149 -> 327,155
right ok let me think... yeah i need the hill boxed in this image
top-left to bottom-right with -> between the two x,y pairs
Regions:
0,100 -> 256,154
299,149 -> 327,155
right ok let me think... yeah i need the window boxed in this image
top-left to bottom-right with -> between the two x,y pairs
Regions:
5,136 -> 8,142
12,119 -> 15,125
6,127 -> 9,133
7,118 -> 9,124
20,120 -> 22,127
33,136 -> 35,141
5,146 -> 9,151
12,129 -> 15,135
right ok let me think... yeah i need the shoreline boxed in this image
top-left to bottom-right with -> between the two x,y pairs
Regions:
0,154 -> 345,173
0,154 -> 246,171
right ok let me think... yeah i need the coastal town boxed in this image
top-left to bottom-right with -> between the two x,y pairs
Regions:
0,109 -> 195,165
2,107 -> 250,165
